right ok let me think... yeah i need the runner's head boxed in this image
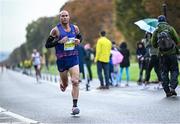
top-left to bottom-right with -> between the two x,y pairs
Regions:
33,49 -> 37,53
59,10 -> 70,25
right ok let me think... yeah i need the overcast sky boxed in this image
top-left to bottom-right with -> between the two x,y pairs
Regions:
0,0 -> 68,52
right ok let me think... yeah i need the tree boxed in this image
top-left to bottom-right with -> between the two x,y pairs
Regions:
6,0 -> 179,66
115,0 -> 148,51
115,0 -> 179,52
62,0 -> 120,46
143,0 -> 180,34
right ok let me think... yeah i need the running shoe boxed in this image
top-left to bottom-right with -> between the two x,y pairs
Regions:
71,107 -> 80,115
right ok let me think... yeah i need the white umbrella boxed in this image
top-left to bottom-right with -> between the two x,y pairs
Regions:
134,18 -> 158,33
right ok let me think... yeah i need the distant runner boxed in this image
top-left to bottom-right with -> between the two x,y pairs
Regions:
31,49 -> 41,82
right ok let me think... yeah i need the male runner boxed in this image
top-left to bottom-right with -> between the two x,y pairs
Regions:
31,49 -> 41,82
45,10 -> 82,115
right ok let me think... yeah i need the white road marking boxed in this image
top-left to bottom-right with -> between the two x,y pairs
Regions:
0,106 -> 40,124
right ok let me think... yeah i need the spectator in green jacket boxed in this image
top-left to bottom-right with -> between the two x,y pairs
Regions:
151,15 -> 180,97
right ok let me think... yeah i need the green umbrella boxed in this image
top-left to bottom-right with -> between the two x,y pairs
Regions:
143,18 -> 158,28
134,18 -> 158,33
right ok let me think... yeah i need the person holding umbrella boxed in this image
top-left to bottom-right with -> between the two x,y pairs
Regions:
143,32 -> 162,89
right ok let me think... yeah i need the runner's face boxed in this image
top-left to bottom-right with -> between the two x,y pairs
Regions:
60,11 -> 70,25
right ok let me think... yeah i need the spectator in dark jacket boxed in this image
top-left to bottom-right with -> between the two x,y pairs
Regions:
77,44 -> 86,80
136,41 -> 147,85
144,32 -> 162,88
118,42 -> 130,86
84,43 -> 94,81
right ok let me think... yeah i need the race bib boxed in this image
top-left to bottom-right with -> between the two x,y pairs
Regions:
64,38 -> 75,51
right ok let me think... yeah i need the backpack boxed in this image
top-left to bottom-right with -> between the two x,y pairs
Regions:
157,29 -> 175,51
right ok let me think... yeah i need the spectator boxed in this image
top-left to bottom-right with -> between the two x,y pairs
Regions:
77,44 -> 86,81
143,32 -> 162,88
95,31 -> 112,89
136,41 -> 146,85
151,15 -> 180,97
118,42 -> 130,86
84,43 -> 94,81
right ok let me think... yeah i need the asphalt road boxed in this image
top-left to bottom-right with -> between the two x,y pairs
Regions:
0,69 -> 180,124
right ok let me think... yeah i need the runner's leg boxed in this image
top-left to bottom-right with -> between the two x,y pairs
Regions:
69,65 -> 80,100
69,65 -> 80,114
38,65 -> 42,78
59,70 -> 68,92
37,65 -> 41,80
34,66 -> 38,82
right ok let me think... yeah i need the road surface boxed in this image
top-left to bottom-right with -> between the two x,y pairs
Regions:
0,69 -> 180,124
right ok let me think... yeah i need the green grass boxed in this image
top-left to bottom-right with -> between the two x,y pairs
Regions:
42,63 -> 180,82
42,65 -> 59,75
92,63 -> 162,81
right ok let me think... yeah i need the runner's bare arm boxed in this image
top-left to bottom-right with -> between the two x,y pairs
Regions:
74,25 -> 80,34
31,54 -> 35,61
45,27 -> 60,48
74,25 -> 82,43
